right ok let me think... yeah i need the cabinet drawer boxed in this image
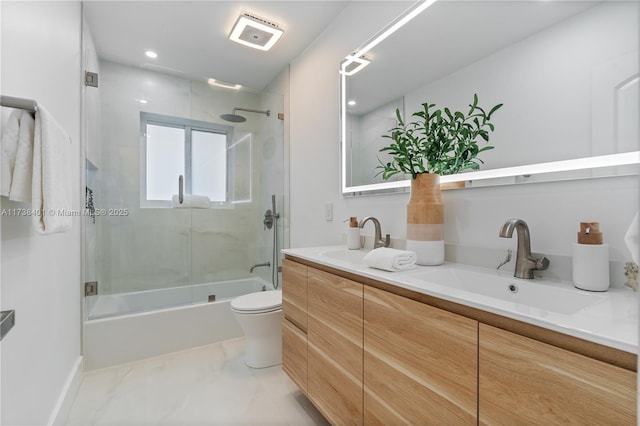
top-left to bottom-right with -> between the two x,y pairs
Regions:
308,267 -> 363,426
282,319 -> 307,394
364,286 -> 478,425
479,324 -> 636,425
282,259 -> 307,331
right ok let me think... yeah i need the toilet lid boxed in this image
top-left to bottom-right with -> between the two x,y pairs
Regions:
231,290 -> 282,312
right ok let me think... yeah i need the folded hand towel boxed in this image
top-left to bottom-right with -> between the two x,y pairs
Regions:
171,194 -> 211,209
363,247 -> 417,272
32,105 -> 72,234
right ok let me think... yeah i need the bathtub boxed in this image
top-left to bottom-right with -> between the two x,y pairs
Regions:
83,277 -> 273,371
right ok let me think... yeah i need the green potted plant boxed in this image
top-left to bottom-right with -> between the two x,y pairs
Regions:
377,94 -> 502,265
377,93 -> 502,179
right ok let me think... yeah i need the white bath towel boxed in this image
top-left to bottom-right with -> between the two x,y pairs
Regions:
1,109 -> 21,196
1,109 -> 34,200
363,247 -> 417,272
171,194 -> 210,209
9,111 -> 35,202
32,105 -> 72,234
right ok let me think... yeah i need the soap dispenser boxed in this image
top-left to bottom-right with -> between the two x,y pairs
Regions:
573,222 -> 609,291
347,217 -> 361,250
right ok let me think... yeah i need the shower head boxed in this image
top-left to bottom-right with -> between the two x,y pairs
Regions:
220,107 -> 270,123
220,113 -> 246,123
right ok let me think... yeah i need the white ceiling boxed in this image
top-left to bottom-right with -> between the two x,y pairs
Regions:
83,1 -> 349,92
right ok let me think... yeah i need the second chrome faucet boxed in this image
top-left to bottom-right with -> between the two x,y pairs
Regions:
499,219 -> 550,279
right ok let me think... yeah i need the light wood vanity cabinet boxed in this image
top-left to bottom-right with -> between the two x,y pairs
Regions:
364,286 -> 478,425
282,257 -> 637,426
307,268 -> 363,425
479,323 -> 636,425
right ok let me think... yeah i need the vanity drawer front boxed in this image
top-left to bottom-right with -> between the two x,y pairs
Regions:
282,259 -> 308,331
479,324 -> 637,425
364,286 -> 478,425
282,318 -> 307,394
308,267 -> 363,426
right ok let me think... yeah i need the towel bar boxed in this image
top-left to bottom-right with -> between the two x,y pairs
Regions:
1,95 -> 37,113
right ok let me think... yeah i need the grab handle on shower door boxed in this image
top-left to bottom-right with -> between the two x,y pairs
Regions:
178,175 -> 184,204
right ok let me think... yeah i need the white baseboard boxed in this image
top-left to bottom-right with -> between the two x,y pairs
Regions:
48,356 -> 83,425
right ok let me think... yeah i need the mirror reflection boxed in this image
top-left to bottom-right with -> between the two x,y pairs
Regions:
341,1 -> 639,194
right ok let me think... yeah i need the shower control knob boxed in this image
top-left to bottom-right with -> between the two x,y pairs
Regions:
264,209 -> 274,229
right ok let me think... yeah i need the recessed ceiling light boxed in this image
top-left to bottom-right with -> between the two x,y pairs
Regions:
229,13 -> 284,51
145,50 -> 158,59
207,78 -> 242,90
348,100 -> 357,106
139,99 -> 148,104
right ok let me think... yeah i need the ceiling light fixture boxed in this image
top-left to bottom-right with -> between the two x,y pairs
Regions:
229,13 -> 284,51
208,78 -> 242,90
145,50 -> 158,59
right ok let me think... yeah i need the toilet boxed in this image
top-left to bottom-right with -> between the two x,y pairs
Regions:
231,290 -> 283,368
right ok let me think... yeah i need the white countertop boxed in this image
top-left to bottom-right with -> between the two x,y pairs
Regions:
283,245 -> 639,354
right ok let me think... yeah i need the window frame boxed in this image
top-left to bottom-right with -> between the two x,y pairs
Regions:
140,112 -> 234,208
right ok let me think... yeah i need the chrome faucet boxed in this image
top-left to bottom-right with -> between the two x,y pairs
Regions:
250,261 -> 270,273
359,216 -> 390,249
499,219 -> 550,279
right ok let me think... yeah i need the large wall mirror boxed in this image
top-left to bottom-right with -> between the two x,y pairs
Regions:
340,0 -> 639,195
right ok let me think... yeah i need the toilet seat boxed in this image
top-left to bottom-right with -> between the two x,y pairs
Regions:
231,290 -> 282,314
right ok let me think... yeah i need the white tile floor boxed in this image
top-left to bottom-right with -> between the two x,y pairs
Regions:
66,338 -> 328,426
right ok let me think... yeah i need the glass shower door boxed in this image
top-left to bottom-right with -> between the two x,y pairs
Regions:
82,42 -> 193,320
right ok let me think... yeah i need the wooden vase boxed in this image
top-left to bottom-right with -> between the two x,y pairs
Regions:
406,173 -> 444,265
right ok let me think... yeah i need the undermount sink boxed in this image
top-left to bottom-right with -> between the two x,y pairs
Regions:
409,266 -> 605,315
317,248 -> 369,263
314,248 -> 604,315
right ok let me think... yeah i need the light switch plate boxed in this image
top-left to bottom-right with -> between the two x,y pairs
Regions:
325,202 -> 333,221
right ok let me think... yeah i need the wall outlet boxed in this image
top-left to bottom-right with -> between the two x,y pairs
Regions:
325,202 -> 333,221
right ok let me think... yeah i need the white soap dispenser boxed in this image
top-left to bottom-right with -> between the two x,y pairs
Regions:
347,217 -> 361,250
573,222 -> 610,291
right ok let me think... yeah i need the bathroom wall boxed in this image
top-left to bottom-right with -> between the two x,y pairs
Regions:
290,2 -> 639,284
0,2 -> 82,424
97,60 -> 276,295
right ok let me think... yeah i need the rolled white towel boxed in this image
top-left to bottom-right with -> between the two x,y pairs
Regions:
363,247 -> 417,272
171,194 -> 210,209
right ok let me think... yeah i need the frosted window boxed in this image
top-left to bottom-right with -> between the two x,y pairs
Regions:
192,130 -> 227,201
146,124 -> 185,200
141,112 -> 236,207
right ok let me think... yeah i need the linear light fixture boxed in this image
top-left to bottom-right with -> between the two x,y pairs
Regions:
342,55 -> 371,76
207,78 -> 242,90
342,152 -> 640,193
229,13 -> 284,51
439,151 -> 640,183
342,0 -> 438,72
